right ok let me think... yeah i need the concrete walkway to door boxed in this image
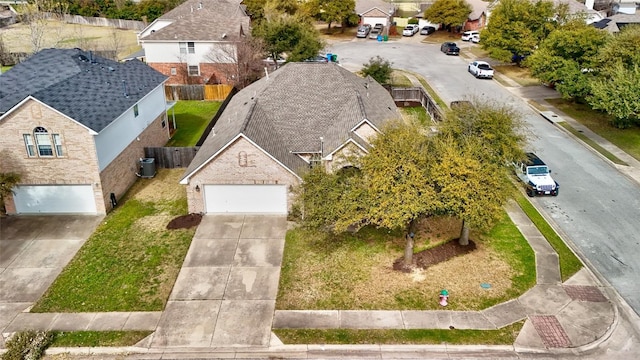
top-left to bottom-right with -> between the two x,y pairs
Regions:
148,214 -> 287,348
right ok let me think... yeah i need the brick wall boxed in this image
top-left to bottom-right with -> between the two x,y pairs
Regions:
186,136 -> 301,213
99,112 -> 170,211
0,100 -> 104,214
149,62 -> 236,85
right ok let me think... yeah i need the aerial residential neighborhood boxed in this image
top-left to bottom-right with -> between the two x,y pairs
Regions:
1,0 -> 640,358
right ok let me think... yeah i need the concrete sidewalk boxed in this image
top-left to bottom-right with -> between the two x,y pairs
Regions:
273,202 -> 616,352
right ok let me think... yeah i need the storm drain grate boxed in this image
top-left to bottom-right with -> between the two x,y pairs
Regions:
530,315 -> 572,348
563,285 -> 608,302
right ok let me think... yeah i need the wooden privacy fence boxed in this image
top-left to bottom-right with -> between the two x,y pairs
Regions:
165,84 -> 233,101
390,87 -> 444,123
144,147 -> 199,168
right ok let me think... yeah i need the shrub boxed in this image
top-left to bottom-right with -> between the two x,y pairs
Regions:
1,330 -> 54,360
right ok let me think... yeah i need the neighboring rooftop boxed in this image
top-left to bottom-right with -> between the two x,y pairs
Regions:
356,0 -> 395,16
140,0 -> 249,42
0,48 -> 167,132
182,62 -> 399,180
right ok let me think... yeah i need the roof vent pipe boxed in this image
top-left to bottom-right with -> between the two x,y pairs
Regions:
122,80 -> 129,97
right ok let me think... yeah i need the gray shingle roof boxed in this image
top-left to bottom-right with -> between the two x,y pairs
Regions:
140,0 -> 249,42
0,48 -> 167,133
182,62 -> 399,181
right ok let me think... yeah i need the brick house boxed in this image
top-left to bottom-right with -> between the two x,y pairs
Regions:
464,0 -> 488,31
137,0 -> 250,85
0,48 -> 169,215
180,62 -> 399,214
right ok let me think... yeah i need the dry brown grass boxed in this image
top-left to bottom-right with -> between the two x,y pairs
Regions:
128,168 -> 185,203
279,217 -> 518,310
0,20 -> 140,58
493,65 -> 541,87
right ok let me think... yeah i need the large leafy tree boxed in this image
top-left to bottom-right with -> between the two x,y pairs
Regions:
481,0 -> 563,62
423,0 -> 471,31
307,0 -> 357,31
588,64 -> 640,129
296,120 -> 438,267
431,136 -> 511,246
254,15 -> 324,64
437,101 -> 526,245
586,25 -> 640,128
525,21 -> 610,99
595,25 -> 640,73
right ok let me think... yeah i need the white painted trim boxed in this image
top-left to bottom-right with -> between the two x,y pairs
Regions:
180,133 -> 302,184
327,138 -> 369,159
0,96 -> 98,135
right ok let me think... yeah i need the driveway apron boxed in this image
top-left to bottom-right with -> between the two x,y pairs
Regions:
151,214 -> 286,348
0,216 -> 103,332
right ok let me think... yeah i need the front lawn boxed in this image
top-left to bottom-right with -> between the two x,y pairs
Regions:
165,100 -> 221,147
546,98 -> 640,162
31,169 -> 195,312
277,212 -> 535,311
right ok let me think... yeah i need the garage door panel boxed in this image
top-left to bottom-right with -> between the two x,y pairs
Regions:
204,185 -> 287,214
13,185 -> 97,214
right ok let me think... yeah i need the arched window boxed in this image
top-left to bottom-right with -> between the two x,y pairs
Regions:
23,127 -> 64,157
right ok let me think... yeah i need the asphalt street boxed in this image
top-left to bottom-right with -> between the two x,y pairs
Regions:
328,39 -> 640,318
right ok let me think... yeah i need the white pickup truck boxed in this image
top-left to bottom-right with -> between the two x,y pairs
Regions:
514,153 -> 559,197
468,61 -> 494,79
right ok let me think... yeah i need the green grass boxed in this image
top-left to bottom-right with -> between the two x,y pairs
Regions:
1,66 -> 12,74
478,211 -> 536,309
275,321 -> 524,345
51,331 -> 152,347
165,100 -> 221,147
277,211 -> 535,311
31,169 -> 195,312
516,195 -> 583,281
493,65 -> 540,87
558,122 -> 627,165
400,107 -> 429,125
546,98 -> 640,162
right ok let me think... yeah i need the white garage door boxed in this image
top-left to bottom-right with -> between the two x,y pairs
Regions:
13,185 -> 97,214
204,185 -> 287,214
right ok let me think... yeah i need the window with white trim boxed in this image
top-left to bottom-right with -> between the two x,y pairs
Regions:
23,127 -> 64,158
188,65 -> 200,76
24,134 -> 35,157
179,42 -> 195,55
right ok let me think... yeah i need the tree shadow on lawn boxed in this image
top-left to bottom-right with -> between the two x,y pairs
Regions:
393,239 -> 477,272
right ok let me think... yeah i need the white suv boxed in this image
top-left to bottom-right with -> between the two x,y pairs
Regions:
461,31 -> 480,41
515,153 -> 559,197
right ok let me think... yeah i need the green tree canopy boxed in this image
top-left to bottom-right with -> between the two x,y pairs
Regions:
595,25 -> 640,75
307,0 -> 357,31
423,0 -> 471,31
481,0 -> 562,62
588,64 -> 640,128
525,21 -> 610,99
254,15 -> 324,64
430,135 -> 512,245
360,56 -> 393,85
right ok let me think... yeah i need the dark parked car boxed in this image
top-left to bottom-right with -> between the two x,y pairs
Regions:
440,42 -> 460,55
420,26 -> 436,35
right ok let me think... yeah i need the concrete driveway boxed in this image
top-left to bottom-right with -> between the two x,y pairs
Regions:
0,215 -> 103,332
150,214 -> 287,348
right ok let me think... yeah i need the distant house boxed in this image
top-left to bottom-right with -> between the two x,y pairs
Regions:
464,0 -> 489,31
0,48 -> 169,215
137,0 -> 250,85
356,0 -> 396,27
179,62 -> 400,214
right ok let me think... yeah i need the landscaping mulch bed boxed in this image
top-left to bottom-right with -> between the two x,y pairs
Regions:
393,239 -> 477,272
166,213 -> 202,229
